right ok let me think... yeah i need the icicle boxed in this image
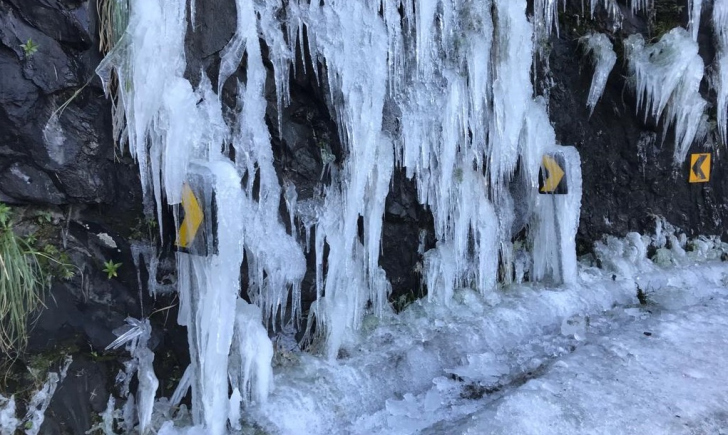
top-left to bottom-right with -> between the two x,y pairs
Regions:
688,0 -> 703,41
532,0 -> 560,36
629,0 -> 653,13
169,366 -> 193,409
177,161 -> 245,435
589,0 -> 621,22
624,29 -> 707,163
283,180 -> 298,234
106,318 -> 158,434
130,241 -> 160,299
291,0 -> 393,359
228,300 -> 274,406
580,33 -> 617,116
23,356 -> 72,435
714,0 -> 728,145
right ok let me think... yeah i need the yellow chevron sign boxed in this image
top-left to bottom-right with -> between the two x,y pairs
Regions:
176,183 -> 204,249
539,154 -> 568,194
689,153 -> 711,183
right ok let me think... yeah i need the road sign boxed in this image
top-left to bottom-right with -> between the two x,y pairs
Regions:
176,177 -> 217,256
689,153 -> 711,183
177,183 -> 203,249
539,154 -> 568,194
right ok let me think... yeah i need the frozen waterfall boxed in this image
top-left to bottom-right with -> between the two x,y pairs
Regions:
99,0 -> 585,432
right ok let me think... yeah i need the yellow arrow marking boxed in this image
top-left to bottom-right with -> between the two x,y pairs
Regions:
540,155 -> 565,193
689,153 -> 711,183
176,183 -> 204,248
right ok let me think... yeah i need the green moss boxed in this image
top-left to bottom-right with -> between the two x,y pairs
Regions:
649,0 -> 685,41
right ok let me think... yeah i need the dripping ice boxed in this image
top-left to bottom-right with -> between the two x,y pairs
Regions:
624,28 -> 707,163
99,0 -> 587,432
715,0 -> 728,145
581,33 -> 617,116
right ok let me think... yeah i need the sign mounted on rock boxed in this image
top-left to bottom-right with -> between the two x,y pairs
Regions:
539,153 -> 568,194
175,175 -> 217,256
689,153 -> 711,183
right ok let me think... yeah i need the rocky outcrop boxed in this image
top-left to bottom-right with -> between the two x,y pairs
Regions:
549,1 -> 728,249
0,1 -> 183,432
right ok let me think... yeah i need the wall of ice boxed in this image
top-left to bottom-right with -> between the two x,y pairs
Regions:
95,0 -> 726,432
98,0 -> 582,430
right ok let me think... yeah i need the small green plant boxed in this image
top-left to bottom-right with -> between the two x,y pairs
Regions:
20,39 -> 39,57
129,216 -> 158,241
36,244 -> 76,280
102,260 -> 122,279
36,211 -> 52,225
0,204 -> 49,354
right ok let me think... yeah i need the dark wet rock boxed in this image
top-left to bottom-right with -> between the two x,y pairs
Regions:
549,3 -> 728,245
0,162 -> 66,204
6,0 -> 94,49
381,170 -> 436,302
38,359 -> 112,435
0,6 -> 83,94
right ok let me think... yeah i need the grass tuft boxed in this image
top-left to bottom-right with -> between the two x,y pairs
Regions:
0,204 -> 49,355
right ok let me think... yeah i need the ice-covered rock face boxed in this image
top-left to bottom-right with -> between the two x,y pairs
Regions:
94,0 -> 723,432
624,28 -> 708,164
99,0 -> 582,430
715,0 -> 728,146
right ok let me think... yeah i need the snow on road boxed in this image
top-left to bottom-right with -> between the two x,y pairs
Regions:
432,292 -> 728,435
253,234 -> 728,435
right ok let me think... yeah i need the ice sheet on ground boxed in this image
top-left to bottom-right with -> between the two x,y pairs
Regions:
430,290 -> 728,434
249,237 -> 728,434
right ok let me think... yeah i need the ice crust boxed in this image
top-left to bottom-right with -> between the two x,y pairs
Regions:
254,229 -> 728,434
688,0 -> 703,41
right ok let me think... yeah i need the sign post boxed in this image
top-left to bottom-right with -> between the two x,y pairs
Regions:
538,152 -> 569,283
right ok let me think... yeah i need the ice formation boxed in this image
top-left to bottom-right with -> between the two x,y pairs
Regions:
624,28 -> 707,163
254,225 -> 728,434
629,0 -> 653,13
532,0 -> 625,35
98,0 -> 589,431
715,0 -> 728,145
0,357 -> 72,435
580,33 -> 617,115
106,318 -> 159,434
688,0 -> 703,41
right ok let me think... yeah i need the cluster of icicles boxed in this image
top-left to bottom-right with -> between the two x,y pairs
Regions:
92,0 -> 726,432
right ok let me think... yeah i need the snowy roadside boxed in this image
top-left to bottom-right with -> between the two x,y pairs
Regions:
431,292 -> 728,435
249,235 -> 728,434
